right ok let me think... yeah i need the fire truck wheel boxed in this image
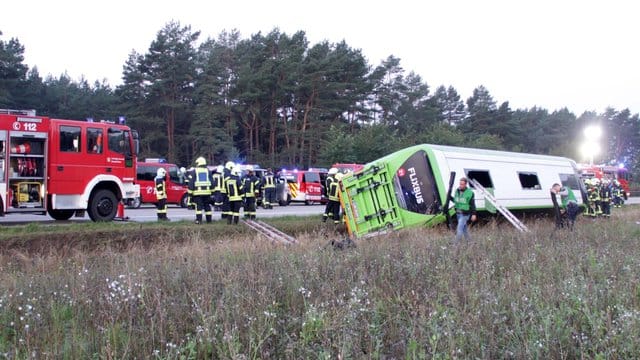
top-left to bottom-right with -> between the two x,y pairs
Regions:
128,197 -> 142,209
48,209 -> 74,221
180,194 -> 189,208
88,189 -> 118,221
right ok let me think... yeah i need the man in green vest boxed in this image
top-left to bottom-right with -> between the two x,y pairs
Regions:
452,177 -> 477,242
552,183 -> 579,230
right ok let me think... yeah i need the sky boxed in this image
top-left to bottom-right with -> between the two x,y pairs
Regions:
2,0 -> 639,115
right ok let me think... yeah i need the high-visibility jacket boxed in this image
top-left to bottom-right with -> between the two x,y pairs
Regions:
226,175 -> 244,201
212,172 -> 223,192
242,175 -> 260,198
262,173 -> 275,189
190,166 -> 212,196
326,176 -> 340,201
155,177 -> 166,200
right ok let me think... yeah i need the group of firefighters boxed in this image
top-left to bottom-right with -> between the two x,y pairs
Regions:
583,177 -> 626,218
155,161 -> 346,225
154,157 -> 278,224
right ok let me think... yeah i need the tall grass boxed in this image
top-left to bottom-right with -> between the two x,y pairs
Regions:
2,209 -> 640,358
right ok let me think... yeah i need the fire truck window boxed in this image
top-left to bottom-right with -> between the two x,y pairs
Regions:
60,126 -> 81,152
87,128 -> 103,154
303,172 -> 321,183
108,128 -> 125,154
168,166 -> 180,183
518,172 -> 541,190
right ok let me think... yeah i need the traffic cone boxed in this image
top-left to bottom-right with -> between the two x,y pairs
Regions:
114,200 -> 129,221
11,142 -> 31,154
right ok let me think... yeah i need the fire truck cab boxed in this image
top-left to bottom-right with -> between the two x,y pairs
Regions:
130,160 -> 188,208
0,109 -> 140,221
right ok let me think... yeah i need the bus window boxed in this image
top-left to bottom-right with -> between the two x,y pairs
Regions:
559,173 -> 580,189
393,150 -> 440,214
466,170 -> 494,188
518,172 -> 541,190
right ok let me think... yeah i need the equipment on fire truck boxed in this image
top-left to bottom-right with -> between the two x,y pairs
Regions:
11,142 -> 31,154
10,182 -> 42,208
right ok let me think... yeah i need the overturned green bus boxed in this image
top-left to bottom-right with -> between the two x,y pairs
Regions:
338,144 -> 586,239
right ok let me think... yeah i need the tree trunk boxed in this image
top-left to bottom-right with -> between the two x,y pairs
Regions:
300,88 -> 316,166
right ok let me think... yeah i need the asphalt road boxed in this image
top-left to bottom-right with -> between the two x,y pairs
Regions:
0,202 -> 325,224
1,198 -> 638,225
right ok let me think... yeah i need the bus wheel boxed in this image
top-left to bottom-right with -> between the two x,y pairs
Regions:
88,189 -> 118,221
180,194 -> 189,208
48,209 -> 75,221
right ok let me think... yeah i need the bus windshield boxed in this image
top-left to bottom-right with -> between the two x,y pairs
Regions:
393,150 -> 441,214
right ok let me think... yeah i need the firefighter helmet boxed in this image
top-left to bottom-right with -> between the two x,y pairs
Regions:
231,166 -> 241,176
195,157 -> 207,166
216,165 -> 224,173
156,167 -> 167,178
225,161 -> 235,170
328,167 -> 339,175
180,167 -> 186,174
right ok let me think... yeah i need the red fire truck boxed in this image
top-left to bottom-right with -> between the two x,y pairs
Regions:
130,160 -> 188,208
0,109 -> 140,221
277,169 -> 324,205
577,163 -> 631,198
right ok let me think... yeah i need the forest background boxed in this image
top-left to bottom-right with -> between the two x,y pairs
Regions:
1,22 -> 638,177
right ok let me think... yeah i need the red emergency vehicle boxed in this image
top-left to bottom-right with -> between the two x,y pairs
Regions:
0,109 -> 140,221
131,160 -> 188,208
578,163 -> 631,197
277,169 -> 324,205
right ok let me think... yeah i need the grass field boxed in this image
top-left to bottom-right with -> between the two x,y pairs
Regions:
2,208 -> 640,359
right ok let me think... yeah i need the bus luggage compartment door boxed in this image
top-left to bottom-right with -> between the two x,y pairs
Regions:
340,164 -> 401,238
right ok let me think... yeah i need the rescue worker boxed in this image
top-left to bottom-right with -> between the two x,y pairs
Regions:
586,178 -> 599,217
226,166 -> 244,224
221,161 -> 235,219
600,178 -> 612,217
189,157 -> 213,224
551,183 -> 579,230
261,168 -> 276,209
211,165 -> 224,211
242,169 -> 260,220
182,167 -> 195,210
612,180 -> 624,208
451,177 -> 477,243
322,168 -> 341,224
155,167 -> 170,221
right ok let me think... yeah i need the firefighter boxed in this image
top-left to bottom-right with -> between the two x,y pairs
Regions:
189,157 -> 213,224
242,169 -> 260,220
221,161 -> 235,219
600,178 -> 612,217
261,168 -> 276,209
322,167 -> 341,225
211,165 -> 224,211
155,168 -> 170,221
612,180 -> 624,208
226,166 -> 244,224
182,167 -> 195,210
585,178 -> 599,217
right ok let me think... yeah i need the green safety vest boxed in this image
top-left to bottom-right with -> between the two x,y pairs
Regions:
454,188 -> 474,212
561,187 -> 576,207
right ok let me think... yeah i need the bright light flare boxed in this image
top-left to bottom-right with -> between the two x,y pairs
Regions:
584,125 -> 602,141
